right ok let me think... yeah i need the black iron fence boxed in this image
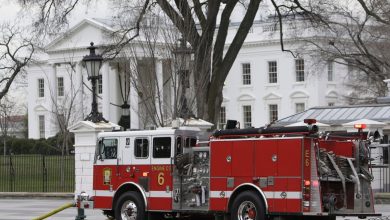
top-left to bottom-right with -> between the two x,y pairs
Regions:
0,155 -> 74,192
371,143 -> 390,193
372,164 -> 389,192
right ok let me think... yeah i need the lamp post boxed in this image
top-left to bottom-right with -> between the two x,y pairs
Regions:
173,38 -> 193,119
82,42 -> 107,123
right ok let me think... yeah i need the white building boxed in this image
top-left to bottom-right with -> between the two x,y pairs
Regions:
27,18 -> 173,139
27,16 -> 351,139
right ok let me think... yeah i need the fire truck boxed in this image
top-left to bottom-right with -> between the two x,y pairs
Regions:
78,119 -> 380,220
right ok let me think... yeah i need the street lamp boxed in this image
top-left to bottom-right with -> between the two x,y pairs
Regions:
82,42 -> 107,123
173,38 -> 193,119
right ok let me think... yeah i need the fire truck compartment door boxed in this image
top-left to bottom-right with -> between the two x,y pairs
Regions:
231,140 -> 254,176
210,141 -> 232,177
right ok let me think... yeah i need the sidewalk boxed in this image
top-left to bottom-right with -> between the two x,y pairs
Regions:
0,192 -> 74,199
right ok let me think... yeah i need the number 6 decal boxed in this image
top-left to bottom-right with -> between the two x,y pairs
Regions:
158,172 -> 165,185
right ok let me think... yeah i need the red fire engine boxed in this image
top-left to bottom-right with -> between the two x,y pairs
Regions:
78,119 -> 380,220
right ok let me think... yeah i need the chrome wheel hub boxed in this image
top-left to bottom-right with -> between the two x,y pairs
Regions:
237,201 -> 257,220
121,200 -> 138,220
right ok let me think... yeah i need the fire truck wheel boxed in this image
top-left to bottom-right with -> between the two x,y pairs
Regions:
115,192 -> 145,220
231,191 -> 266,220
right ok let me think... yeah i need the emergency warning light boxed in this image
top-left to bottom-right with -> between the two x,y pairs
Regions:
354,124 -> 367,129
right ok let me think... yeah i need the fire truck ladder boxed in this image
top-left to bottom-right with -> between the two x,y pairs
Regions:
326,153 -> 348,208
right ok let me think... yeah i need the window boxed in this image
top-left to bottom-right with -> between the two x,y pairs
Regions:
327,61 -> 333,81
176,137 -> 182,155
98,138 -> 118,159
242,63 -> 251,85
38,78 -> 44,97
185,137 -> 197,148
295,59 -> 305,82
268,61 -> 278,83
295,103 -> 305,113
39,115 -> 45,139
243,105 -> 252,128
153,137 -> 171,158
328,102 -> 335,107
57,77 -> 64,97
134,138 -> 149,158
219,106 -> 226,129
269,104 -> 278,122
98,77 -> 103,94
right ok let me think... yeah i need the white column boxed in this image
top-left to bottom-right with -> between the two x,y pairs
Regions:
155,59 -> 163,122
111,63 -> 121,124
76,62 -> 85,120
130,59 -> 139,129
49,64 -> 58,138
102,62 -> 110,121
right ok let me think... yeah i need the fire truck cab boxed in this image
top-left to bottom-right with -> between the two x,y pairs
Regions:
78,121 -> 380,220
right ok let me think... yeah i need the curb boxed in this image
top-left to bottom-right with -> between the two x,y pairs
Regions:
0,192 -> 74,199
375,193 -> 390,204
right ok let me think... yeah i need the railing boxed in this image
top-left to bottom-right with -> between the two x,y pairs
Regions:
0,155 -> 74,192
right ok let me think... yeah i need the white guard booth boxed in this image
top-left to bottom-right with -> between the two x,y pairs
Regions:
70,121 -> 119,198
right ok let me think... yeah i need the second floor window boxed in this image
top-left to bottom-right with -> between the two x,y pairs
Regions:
38,78 -> 44,97
269,104 -> 278,122
268,61 -> 278,83
242,63 -> 251,85
295,59 -> 305,82
243,105 -> 252,128
219,106 -> 226,129
57,77 -> 64,97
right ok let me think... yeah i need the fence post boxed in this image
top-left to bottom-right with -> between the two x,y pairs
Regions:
9,155 -> 14,192
388,145 -> 390,192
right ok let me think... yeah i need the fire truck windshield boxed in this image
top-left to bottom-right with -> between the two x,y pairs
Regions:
96,138 -> 118,161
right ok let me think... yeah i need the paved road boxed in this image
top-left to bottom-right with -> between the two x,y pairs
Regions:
0,198 -> 388,220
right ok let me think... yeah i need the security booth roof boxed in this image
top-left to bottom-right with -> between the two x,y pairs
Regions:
275,104 -> 390,127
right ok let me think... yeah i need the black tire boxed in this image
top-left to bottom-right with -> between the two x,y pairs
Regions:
231,191 -> 266,220
115,191 -> 145,220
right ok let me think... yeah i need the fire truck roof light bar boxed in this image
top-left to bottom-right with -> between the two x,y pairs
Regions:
354,123 -> 367,129
213,125 -> 319,138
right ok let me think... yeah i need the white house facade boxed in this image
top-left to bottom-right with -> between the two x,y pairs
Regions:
27,17 -> 352,139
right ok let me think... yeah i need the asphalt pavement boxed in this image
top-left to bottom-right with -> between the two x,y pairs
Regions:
0,198 -> 389,220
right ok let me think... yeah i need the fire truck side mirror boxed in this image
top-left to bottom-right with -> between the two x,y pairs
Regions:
97,138 -> 104,161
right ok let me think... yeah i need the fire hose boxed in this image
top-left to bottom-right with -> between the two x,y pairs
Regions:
32,202 -> 75,220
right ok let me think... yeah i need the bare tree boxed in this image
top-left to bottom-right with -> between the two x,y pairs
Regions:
45,62 -> 81,156
0,95 -> 15,157
0,24 -> 34,101
278,0 -> 390,103
113,13 -> 197,129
